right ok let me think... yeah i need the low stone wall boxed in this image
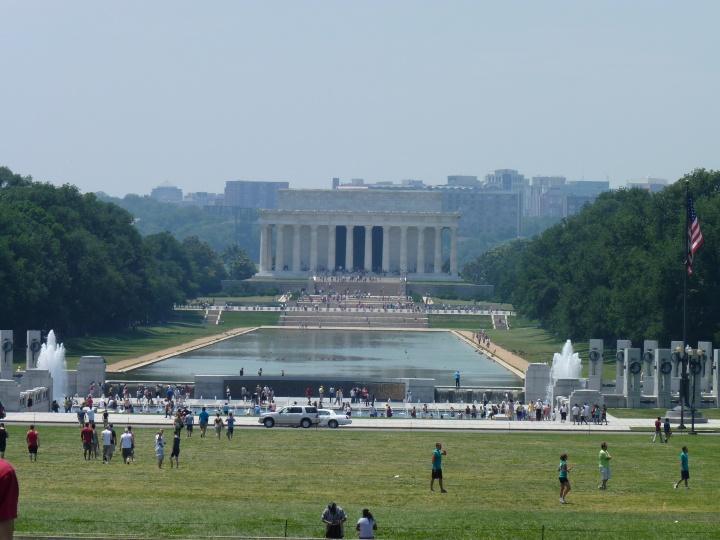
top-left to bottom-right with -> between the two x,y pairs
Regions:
407,281 -> 493,300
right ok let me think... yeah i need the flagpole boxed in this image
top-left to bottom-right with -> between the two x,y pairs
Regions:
680,179 -> 689,430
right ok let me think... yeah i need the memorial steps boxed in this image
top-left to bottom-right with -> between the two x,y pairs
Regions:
279,309 -> 429,329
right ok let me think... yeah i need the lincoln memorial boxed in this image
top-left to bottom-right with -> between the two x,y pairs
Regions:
258,189 -> 460,279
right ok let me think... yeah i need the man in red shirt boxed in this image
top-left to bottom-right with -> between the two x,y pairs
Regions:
652,417 -> 665,443
0,459 -> 18,540
26,425 -> 39,462
80,423 -> 94,460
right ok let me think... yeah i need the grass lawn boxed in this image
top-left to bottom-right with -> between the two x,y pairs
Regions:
4,426 -> 718,539
428,314 -> 492,330
53,311 -> 280,369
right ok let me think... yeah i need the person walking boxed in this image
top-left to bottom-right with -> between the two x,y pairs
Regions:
198,407 -> 209,438
184,410 -> 194,437
674,446 -> 690,489
81,422 -> 94,461
430,442 -> 447,493
558,452 -> 572,504
0,458 -> 19,540
454,370 -> 461,389
355,508 -> 377,539
213,413 -> 224,439
170,432 -> 181,468
226,412 -> 235,440
120,427 -> 133,464
155,429 -> 165,469
598,442 -> 612,490
321,502 -> 347,539
0,424 -> 8,459
101,425 -> 113,463
663,418 -> 672,443
652,417 -> 665,443
26,425 -> 39,462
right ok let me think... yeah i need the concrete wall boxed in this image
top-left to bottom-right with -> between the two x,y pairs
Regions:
408,282 -> 494,300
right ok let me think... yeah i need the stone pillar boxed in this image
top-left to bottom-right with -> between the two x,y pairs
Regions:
524,363 -> 551,403
292,224 -> 301,272
623,348 -> 642,407
450,227 -> 458,276
654,349 -> 673,409
26,330 -> 41,370
259,224 -> 269,272
615,339 -> 631,392
364,225 -> 372,272
434,227 -> 442,274
400,226 -> 408,273
275,225 -> 284,272
587,339 -> 603,391
327,225 -> 336,272
0,330 -> 13,380
310,225 -> 318,273
642,340 -> 658,396
698,340 -> 713,393
689,348 -> 703,408
382,225 -> 390,273
416,226 -> 425,274
345,225 -> 354,271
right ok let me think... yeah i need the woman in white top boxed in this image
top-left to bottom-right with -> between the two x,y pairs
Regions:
155,429 -> 165,469
356,508 -> 377,539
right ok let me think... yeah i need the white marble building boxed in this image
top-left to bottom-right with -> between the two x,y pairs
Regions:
258,190 -> 460,279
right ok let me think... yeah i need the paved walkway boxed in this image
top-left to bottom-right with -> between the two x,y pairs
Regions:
454,330 -> 528,378
3,410 -> 717,432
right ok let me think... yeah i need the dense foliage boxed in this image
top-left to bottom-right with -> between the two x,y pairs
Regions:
463,169 -> 720,344
0,167 -> 243,338
99,193 -> 259,258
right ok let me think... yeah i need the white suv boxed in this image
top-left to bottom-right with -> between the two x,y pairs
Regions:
259,405 -> 319,428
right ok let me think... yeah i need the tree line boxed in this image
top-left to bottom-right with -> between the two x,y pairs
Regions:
462,169 -> 720,344
0,167 -> 255,339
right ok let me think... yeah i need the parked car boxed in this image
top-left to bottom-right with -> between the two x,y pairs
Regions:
317,409 -> 352,429
258,405 -> 319,428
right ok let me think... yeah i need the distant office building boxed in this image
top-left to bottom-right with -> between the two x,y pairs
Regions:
433,186 -> 521,237
150,183 -> 183,203
183,191 -> 223,207
447,175 -> 480,187
224,180 -> 290,209
332,177 -> 427,190
484,169 -> 528,191
626,177 -> 669,193
563,180 -> 611,216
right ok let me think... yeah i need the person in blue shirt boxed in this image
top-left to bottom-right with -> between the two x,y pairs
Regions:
226,412 -> 235,440
198,407 -> 210,438
430,442 -> 447,493
453,370 -> 460,389
674,446 -> 690,489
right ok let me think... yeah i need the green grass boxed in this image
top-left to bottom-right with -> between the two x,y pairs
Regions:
53,311 -> 279,368
610,408 -> 720,420
428,314 -> 493,330
5,426 -> 719,539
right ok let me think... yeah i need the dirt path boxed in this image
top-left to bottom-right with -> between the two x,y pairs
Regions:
454,330 -> 529,378
106,327 -> 257,373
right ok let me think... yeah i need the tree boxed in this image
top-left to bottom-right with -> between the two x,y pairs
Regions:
222,245 -> 257,280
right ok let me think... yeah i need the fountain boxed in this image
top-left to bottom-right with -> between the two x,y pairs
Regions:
547,340 -> 583,403
36,330 -> 67,402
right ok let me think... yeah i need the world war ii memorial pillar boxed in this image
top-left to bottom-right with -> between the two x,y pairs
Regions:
587,339 -> 603,391
26,330 -> 41,370
615,339 -> 631,393
623,348 -> 642,408
642,340 -> 658,396
654,348 -> 673,409
0,330 -> 13,380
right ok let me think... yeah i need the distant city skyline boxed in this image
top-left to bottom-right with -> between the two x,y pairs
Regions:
2,1 -> 718,196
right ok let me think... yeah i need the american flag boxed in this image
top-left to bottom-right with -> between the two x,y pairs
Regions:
687,196 -> 704,275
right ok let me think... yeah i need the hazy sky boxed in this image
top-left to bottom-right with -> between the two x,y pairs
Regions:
2,1 -> 719,196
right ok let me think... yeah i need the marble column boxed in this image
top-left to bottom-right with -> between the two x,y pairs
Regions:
416,226 -> 425,274
382,225 -> 390,273
310,225 -> 318,272
345,225 -> 354,271
327,225 -> 336,272
450,227 -> 458,276
275,225 -> 284,272
259,224 -> 269,272
400,226 -> 408,273
292,224 -> 301,272
434,226 -> 443,273
364,225 -> 372,272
